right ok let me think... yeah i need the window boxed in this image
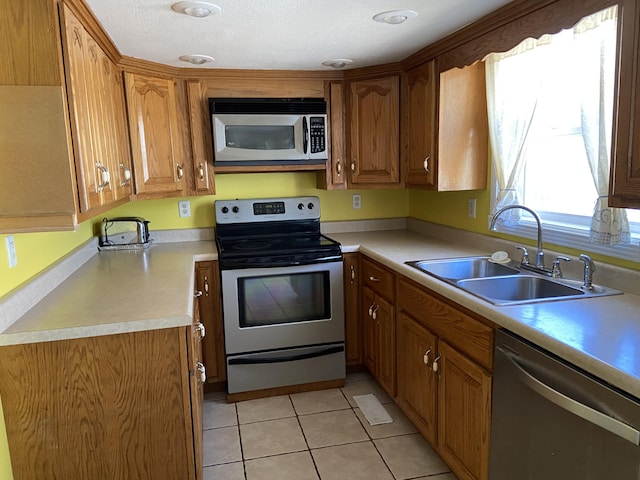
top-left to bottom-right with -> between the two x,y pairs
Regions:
486,6 -> 640,261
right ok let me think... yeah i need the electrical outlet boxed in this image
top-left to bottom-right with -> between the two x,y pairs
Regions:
6,235 -> 17,268
468,198 -> 477,219
178,200 -> 191,218
352,194 -> 362,209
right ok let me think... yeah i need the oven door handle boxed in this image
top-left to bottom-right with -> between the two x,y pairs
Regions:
228,345 -> 344,365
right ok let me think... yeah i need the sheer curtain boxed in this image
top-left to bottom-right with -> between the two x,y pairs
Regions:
485,39 -> 549,226
574,6 -> 629,245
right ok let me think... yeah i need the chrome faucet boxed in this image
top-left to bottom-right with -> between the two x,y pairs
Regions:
490,205 -> 548,273
578,254 -> 596,290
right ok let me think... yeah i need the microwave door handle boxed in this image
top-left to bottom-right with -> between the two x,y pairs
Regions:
303,116 -> 308,154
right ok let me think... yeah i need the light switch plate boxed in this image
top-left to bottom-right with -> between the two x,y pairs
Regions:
6,235 -> 17,268
179,200 -> 191,218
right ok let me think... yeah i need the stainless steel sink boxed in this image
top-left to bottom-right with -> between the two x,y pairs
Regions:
407,256 -> 520,281
406,256 -> 622,306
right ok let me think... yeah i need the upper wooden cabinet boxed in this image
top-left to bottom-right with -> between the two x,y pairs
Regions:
317,80 -> 347,190
609,0 -> 640,208
403,60 -> 488,191
124,72 -> 190,198
348,76 -> 401,187
186,80 -> 215,194
60,4 -> 133,213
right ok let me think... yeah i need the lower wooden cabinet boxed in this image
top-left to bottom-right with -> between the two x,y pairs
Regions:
195,260 -> 226,383
0,328 -> 203,479
396,276 -> 493,480
343,253 -> 362,365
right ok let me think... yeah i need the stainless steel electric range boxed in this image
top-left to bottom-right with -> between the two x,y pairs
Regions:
215,196 -> 345,395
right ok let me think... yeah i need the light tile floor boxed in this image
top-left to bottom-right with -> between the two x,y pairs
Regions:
203,372 -> 459,480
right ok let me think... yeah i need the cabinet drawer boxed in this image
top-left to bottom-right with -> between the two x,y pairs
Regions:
398,278 -> 493,371
362,257 -> 395,301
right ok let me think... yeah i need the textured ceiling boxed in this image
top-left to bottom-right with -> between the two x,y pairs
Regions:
85,0 -> 513,70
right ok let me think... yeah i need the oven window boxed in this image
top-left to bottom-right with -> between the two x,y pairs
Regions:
237,271 -> 330,327
225,125 -> 295,150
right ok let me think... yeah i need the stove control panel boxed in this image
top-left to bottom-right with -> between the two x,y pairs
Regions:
215,196 -> 321,224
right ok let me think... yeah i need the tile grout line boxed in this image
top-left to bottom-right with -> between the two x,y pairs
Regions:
289,393 -> 324,480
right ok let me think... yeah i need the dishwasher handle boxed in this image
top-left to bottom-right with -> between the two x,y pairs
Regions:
498,346 -> 640,446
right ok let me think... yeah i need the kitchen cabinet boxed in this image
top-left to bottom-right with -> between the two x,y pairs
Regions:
396,276 -> 493,480
195,260 -> 226,384
60,4 -> 133,213
402,60 -> 488,191
0,327 -> 203,479
318,81 -> 348,189
609,0 -> 640,208
343,253 -> 362,365
348,76 -> 401,187
124,72 -> 190,198
186,79 -> 215,194
361,256 -> 396,396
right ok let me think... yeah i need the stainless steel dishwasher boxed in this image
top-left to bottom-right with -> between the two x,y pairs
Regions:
490,329 -> 640,479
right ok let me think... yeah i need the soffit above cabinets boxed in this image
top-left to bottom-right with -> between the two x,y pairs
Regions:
84,0 -> 512,71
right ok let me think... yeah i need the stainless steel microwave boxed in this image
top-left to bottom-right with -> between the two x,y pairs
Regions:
209,98 -> 327,166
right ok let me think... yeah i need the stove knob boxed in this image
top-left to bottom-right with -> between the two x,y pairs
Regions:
232,206 -> 239,214
298,203 -> 305,210
308,202 -> 315,210
221,206 -> 229,214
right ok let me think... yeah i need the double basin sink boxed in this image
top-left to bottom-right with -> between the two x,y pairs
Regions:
406,256 -> 622,306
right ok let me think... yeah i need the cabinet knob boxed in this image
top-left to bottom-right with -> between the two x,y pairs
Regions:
423,348 -> 432,366
196,362 -> 206,383
119,163 -> 131,186
96,162 -> 110,190
336,159 -> 342,176
432,355 -> 441,372
371,305 -> 378,321
194,290 -> 203,298
369,275 -> 380,282
194,321 -> 206,339
176,163 -> 184,181
423,155 -> 430,174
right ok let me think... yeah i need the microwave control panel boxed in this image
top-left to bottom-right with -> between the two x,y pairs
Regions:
309,116 -> 326,154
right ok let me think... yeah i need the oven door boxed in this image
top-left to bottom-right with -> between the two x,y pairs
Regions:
221,260 -> 344,355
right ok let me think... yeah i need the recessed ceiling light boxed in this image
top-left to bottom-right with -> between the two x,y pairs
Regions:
179,54 -> 214,65
171,1 -> 221,18
373,10 -> 417,25
322,59 -> 354,69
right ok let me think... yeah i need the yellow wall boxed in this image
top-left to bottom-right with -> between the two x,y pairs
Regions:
1,172 -> 408,299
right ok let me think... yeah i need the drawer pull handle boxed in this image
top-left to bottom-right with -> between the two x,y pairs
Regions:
369,275 -> 380,282
204,276 -> 209,295
350,265 -> 356,283
336,159 -> 342,176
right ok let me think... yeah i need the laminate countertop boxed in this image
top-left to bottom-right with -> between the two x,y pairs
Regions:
0,241 -> 217,346
2,228 -> 640,400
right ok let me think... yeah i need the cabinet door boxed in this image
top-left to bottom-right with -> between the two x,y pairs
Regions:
610,0 -> 640,207
125,72 -> 188,197
362,286 -> 377,375
397,312 -> 437,444
376,294 -> 396,397
349,76 -> 400,185
438,340 -> 492,480
187,79 -> 215,194
328,81 -> 347,188
60,5 -> 103,212
189,305 -> 204,480
195,261 -> 226,383
403,61 -> 437,188
343,253 -> 361,365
